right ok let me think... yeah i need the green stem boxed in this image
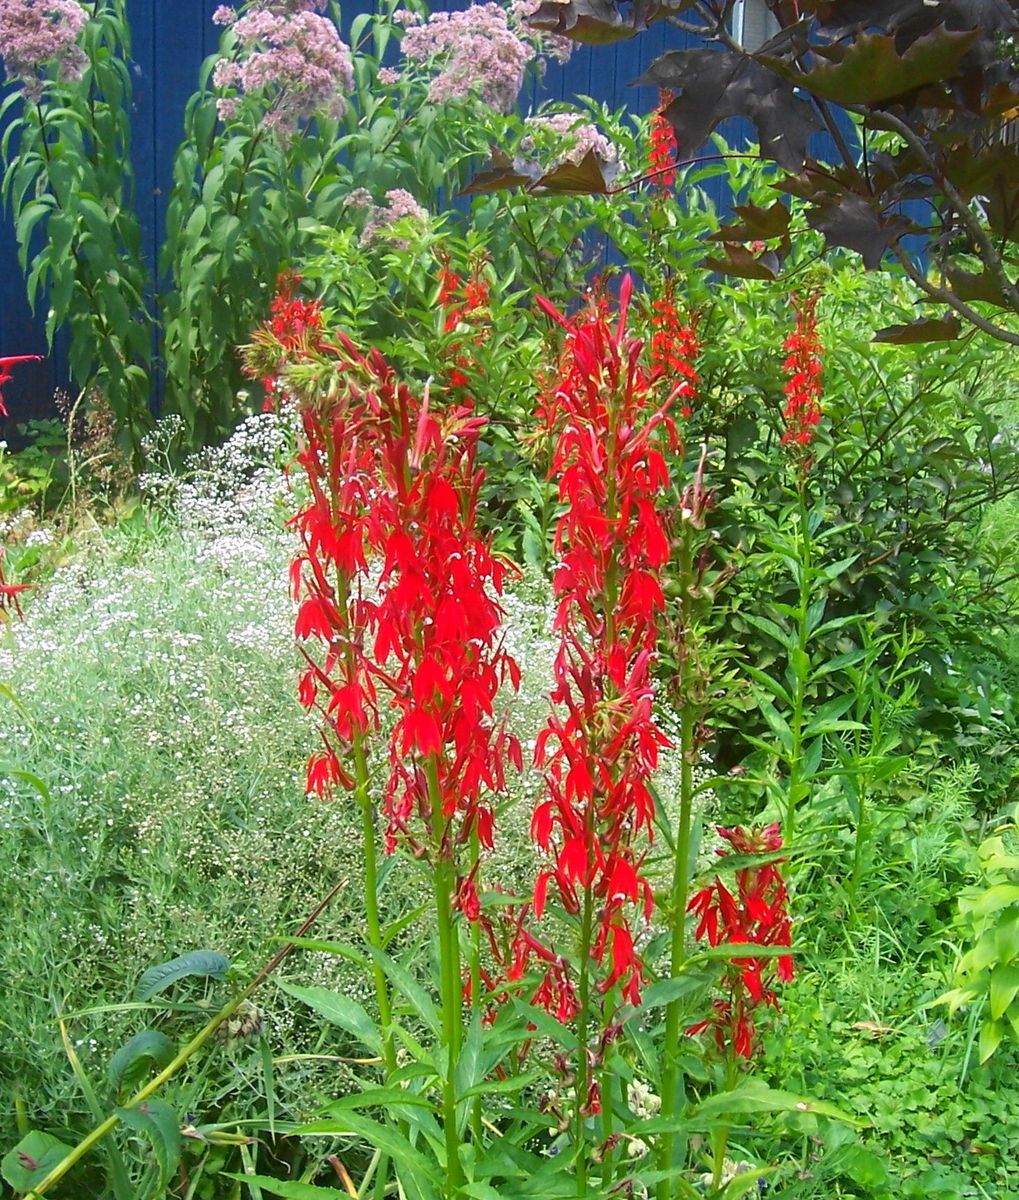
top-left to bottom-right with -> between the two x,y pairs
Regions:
333,565 -> 397,1080
575,884 -> 595,1198
784,481 -> 813,846
710,1055 -> 738,1191
468,826 -> 484,1146
22,880 -> 346,1199
353,733 -> 397,1078
658,527 -> 698,1200
426,757 -> 464,1198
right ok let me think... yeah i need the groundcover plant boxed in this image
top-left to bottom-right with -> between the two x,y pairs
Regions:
1,2 -> 1019,1199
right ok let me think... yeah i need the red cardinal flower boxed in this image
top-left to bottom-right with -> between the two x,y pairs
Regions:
531,275 -> 675,1012
250,279 -> 519,887
648,89 -> 677,191
0,355 -> 44,418
780,292 -> 824,463
648,285 -> 699,417
687,824 -> 794,1059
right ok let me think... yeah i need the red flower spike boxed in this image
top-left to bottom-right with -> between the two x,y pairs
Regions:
649,286 -> 700,417
0,354 -> 44,418
780,292 -> 824,466
250,275 -> 521,893
529,276 -> 675,1017
686,825 -> 795,1060
648,89 -> 677,191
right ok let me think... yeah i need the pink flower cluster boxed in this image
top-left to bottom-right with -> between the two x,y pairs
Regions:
360,188 -> 429,246
212,1 -> 353,134
0,0 -> 88,100
398,1 -> 569,114
522,112 -> 617,166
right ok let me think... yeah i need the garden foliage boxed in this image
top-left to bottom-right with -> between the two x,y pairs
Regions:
1,1 -> 1018,1199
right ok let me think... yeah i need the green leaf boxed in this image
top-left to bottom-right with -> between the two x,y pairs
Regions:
696,1080 -> 861,1125
297,1112 -> 442,1189
971,884 -> 1019,919
328,1085 -> 436,1110
107,1030 -> 175,1093
841,1146 -> 890,1189
989,963 -> 1019,1021
366,946 -> 440,1036
756,697 -> 794,755
135,950 -> 230,1001
2,1131 -> 72,1192
276,981 -> 381,1055
640,969 -> 715,1010
116,1099 -> 182,1186
742,613 -> 794,651
224,1178 -> 340,1199
979,1018 -> 1005,1063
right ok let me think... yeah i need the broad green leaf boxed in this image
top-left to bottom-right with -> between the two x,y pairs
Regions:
742,613 -> 794,651
107,1029 -> 175,1092
2,1131 -> 72,1192
756,697 -> 794,754
640,969 -> 715,1010
989,963 -> 1019,1021
971,884 -> 1019,918
979,1018 -> 1005,1063
136,950 -> 229,1000
276,981 -> 381,1055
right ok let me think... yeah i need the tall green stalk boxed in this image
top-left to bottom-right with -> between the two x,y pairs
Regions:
783,481 -> 813,845
353,734 -> 397,1078
334,569 -> 397,1080
657,522 -> 698,1200
575,885 -> 596,1199
426,756 -> 464,1199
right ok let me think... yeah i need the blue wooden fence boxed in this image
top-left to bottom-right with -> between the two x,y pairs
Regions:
0,1 -> 712,433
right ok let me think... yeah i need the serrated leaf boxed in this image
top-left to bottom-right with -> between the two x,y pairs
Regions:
461,148 -> 541,195
107,1030 -> 175,1093
2,1131 -> 72,1192
707,200 -> 790,243
533,148 -> 618,195
136,950 -> 229,1000
806,195 -> 913,268
276,981 -> 381,1055
702,242 -> 784,280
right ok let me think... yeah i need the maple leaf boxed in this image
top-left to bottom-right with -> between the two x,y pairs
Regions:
638,49 -> 821,172
788,28 -> 980,106
805,194 -> 915,268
